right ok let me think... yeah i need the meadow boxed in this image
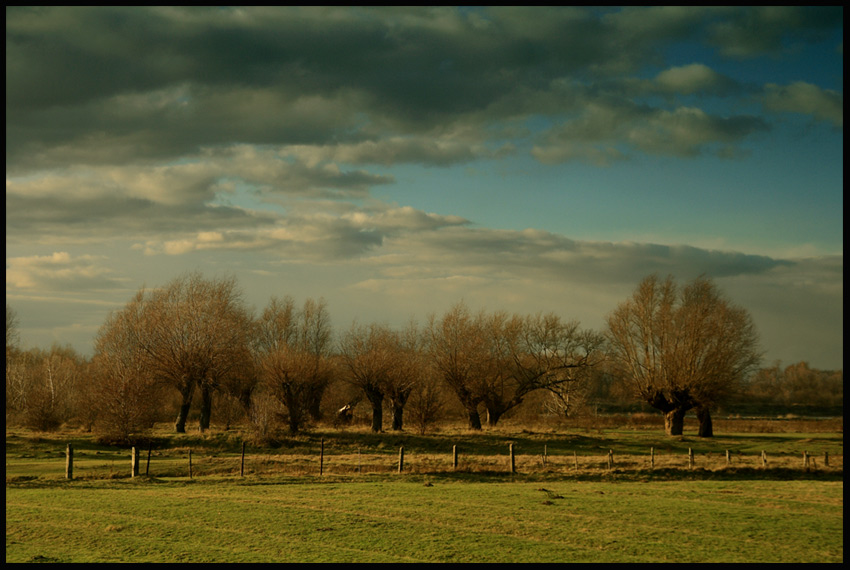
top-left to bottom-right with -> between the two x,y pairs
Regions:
5,416 -> 843,563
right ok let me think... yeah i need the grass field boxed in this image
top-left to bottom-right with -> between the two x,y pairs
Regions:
5,419 -> 844,563
6,476 -> 843,563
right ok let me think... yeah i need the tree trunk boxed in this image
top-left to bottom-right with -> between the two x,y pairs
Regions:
391,401 -> 404,431
306,381 -> 327,422
466,406 -> 482,430
174,382 -> 195,433
287,411 -> 301,434
238,387 -> 253,414
697,406 -> 714,438
485,406 -> 503,427
364,385 -> 384,433
283,386 -> 303,433
664,407 -> 686,436
198,385 -> 212,432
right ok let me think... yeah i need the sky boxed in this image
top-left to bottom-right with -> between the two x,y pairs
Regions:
6,7 -> 844,370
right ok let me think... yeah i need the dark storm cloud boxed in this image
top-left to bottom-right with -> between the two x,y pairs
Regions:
4,191 -> 272,244
8,6 -> 841,173
395,226 -> 792,287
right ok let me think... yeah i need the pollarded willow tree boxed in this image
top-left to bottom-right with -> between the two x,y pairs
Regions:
254,296 -> 334,434
339,319 -> 423,432
427,302 -> 491,429
513,312 -> 607,421
386,319 -> 423,431
428,301 -> 606,429
339,321 -> 396,433
481,310 -> 606,426
606,274 -> 762,437
107,272 -> 255,433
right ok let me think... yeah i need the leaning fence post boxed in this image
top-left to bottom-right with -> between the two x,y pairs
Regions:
146,443 -> 152,476
131,446 -> 140,478
66,443 -> 73,480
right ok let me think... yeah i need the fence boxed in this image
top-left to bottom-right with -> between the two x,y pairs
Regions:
59,440 -> 842,480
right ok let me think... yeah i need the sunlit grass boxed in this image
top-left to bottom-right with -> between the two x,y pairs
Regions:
5,477 -> 843,563
6,420 -> 843,562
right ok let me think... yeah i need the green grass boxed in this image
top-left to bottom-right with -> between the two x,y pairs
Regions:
5,422 -> 844,563
5,476 -> 843,563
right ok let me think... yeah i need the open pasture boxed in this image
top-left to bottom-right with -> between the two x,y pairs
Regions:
6,476 -> 843,563
6,420 -> 843,563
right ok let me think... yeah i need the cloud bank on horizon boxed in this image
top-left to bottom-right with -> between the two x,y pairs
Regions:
6,7 -> 843,369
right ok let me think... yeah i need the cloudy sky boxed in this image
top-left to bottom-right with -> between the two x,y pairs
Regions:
6,7 -> 843,370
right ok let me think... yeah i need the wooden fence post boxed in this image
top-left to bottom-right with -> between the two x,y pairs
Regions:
573,451 -> 578,470
824,451 -> 829,467
725,449 -> 731,466
131,447 -> 140,478
650,447 -> 654,469
509,443 -> 516,474
320,439 -> 324,476
543,444 -> 548,467
761,450 -> 766,468
452,445 -> 458,470
398,446 -> 404,473
240,442 -> 246,477
688,448 -> 694,470
802,450 -> 809,469
358,449 -> 361,473
66,443 -> 73,480
146,444 -> 152,476
607,449 -> 613,470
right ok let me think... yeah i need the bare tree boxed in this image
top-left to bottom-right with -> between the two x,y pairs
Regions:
406,364 -> 446,435
480,311 -> 606,426
385,320 -> 422,431
255,296 -> 334,434
6,303 -> 23,420
427,302 -> 490,429
6,303 -> 19,353
121,272 -> 254,433
6,344 -> 84,431
520,314 -> 607,419
91,302 -> 163,441
339,321 -> 396,432
606,274 -> 761,436
428,302 -> 603,429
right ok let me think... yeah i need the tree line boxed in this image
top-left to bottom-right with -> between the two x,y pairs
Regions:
5,272 -> 842,442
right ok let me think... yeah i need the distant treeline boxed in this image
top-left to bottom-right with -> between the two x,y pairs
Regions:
5,274 -> 843,444
583,361 -> 843,418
